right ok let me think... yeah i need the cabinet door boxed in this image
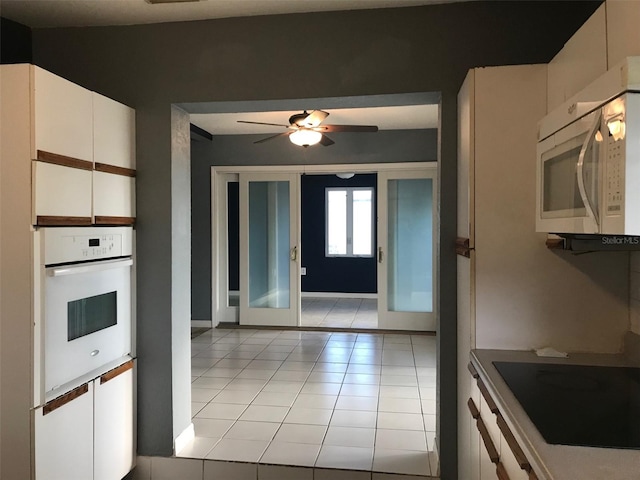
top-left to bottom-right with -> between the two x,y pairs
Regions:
33,160 -> 93,225
32,66 -> 93,162
93,93 -> 136,170
547,4 -> 607,111
94,362 -> 135,480
34,383 -> 94,480
93,170 -> 136,224
606,0 -> 640,68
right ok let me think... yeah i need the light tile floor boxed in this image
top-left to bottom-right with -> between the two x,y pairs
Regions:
301,297 -> 378,329
181,328 -> 438,477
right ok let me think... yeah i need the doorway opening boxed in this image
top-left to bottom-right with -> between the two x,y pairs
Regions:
211,163 -> 437,332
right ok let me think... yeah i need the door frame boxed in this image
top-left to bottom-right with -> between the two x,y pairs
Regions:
211,162 -> 437,328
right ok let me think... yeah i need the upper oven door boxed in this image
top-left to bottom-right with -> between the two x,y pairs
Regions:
536,109 -> 603,234
42,258 -> 132,396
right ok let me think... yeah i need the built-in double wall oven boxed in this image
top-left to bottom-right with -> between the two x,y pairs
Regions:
34,226 -> 134,404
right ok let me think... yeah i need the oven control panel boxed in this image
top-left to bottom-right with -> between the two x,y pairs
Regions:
40,226 -> 134,265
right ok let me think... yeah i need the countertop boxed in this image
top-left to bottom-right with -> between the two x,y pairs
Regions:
471,349 -> 640,480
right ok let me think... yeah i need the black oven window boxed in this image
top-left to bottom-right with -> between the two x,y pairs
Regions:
68,291 -> 117,341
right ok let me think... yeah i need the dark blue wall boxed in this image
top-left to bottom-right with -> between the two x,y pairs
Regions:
301,173 -> 377,294
1,18 -> 32,64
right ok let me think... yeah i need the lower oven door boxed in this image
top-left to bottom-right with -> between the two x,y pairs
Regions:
43,258 -> 132,395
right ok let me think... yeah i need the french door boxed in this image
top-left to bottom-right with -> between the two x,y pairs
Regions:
377,169 -> 437,331
239,173 -> 300,326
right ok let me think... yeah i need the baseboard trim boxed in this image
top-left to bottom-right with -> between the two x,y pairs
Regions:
191,320 -> 212,328
301,292 -> 377,299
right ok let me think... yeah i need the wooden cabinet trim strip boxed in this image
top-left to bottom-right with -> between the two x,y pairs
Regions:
94,162 -> 136,177
496,461 -> 511,480
529,469 -> 539,480
477,378 -> 500,414
43,383 -> 89,415
94,216 -> 136,226
37,216 -> 92,226
100,360 -> 134,384
497,413 -> 531,472
37,150 -> 93,171
468,362 -> 479,378
477,417 -> 500,464
467,397 -> 480,419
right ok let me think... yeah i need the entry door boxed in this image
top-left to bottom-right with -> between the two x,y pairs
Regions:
377,169 -> 437,331
239,173 -> 300,326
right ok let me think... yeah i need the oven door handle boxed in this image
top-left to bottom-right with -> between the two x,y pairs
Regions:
47,258 -> 133,277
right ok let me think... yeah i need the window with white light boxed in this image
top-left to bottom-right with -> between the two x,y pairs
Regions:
326,187 -> 374,257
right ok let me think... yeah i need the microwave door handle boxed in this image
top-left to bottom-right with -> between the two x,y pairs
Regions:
47,258 -> 133,277
576,111 -> 601,232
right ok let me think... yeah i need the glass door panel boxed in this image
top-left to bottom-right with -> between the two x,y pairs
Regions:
248,181 -> 290,308
387,178 -> 433,313
239,173 -> 299,326
378,169 -> 436,331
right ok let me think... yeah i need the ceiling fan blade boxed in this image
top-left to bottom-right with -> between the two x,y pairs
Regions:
254,132 -> 291,144
238,120 -> 290,128
317,124 -> 379,133
302,110 -> 329,128
320,134 -> 335,146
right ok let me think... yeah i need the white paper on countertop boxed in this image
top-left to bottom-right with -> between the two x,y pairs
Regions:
534,347 -> 568,358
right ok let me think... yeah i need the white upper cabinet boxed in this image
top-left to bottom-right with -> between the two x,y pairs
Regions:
32,66 -> 93,162
547,4 -> 607,111
606,0 -> 640,68
33,161 -> 93,224
92,92 -> 136,223
93,171 -> 136,221
93,92 -> 136,170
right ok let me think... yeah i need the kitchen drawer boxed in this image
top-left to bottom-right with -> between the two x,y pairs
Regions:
478,379 -> 501,451
32,160 -> 93,225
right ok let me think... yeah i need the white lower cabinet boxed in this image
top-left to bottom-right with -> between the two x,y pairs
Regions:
34,362 -> 134,480
34,383 -> 94,480
94,367 -> 134,480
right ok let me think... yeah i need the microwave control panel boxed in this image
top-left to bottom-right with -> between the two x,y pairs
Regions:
605,134 -> 624,215
40,226 -> 134,265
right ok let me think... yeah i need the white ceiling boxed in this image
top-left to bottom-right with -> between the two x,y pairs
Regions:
191,105 -> 439,135
0,0 -> 462,28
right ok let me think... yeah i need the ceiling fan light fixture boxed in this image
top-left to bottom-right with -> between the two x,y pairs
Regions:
289,129 -> 322,147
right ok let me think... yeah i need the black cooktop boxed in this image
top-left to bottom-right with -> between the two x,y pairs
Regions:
493,361 -> 640,450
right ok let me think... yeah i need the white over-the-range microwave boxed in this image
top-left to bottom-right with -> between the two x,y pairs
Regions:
537,57 -> 640,236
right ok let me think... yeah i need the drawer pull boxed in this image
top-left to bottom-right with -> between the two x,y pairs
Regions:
100,359 -> 134,384
468,362 -> 479,378
43,383 -> 89,415
529,470 -> 539,480
496,461 -> 511,480
477,417 -> 499,464
477,378 -> 499,414
497,413 -> 531,472
467,397 -> 480,419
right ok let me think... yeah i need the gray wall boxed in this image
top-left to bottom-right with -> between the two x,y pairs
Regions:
30,2 -> 601,476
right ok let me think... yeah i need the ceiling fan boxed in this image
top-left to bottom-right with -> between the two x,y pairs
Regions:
237,110 -> 379,147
